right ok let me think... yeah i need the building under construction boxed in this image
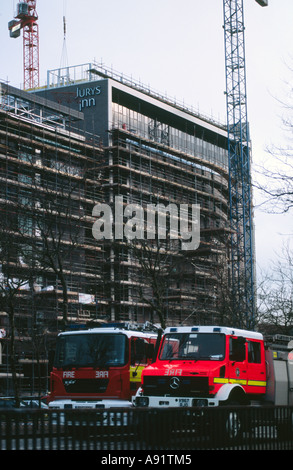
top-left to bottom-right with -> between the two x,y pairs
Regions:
35,63 -> 233,325
0,63 -> 233,393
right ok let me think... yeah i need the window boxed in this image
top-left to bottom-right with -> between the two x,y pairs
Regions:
229,337 -> 246,362
131,338 -> 148,366
159,333 -> 226,361
248,341 -> 261,364
54,333 -> 127,368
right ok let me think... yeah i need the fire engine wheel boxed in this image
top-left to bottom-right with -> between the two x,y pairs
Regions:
223,409 -> 243,442
218,395 -> 246,445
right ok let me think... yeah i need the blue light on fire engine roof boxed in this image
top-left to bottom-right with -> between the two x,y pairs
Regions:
169,328 -> 177,332
213,327 -> 221,332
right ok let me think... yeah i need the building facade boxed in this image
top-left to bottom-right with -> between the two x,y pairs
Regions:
36,63 -> 232,327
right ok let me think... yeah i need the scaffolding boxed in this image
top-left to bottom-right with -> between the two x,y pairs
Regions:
0,82 -> 105,394
40,63 -> 235,327
104,125 -> 231,326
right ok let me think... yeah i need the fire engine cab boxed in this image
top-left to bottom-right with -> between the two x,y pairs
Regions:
133,325 -> 293,408
48,323 -> 157,410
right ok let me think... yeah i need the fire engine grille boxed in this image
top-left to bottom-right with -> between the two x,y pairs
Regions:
63,379 -> 109,394
143,376 -> 209,397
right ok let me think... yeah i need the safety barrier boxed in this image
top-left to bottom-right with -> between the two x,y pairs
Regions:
0,405 -> 292,450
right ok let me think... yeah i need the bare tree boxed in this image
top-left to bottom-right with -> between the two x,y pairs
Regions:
257,243 -> 293,335
255,146 -> 293,214
0,220 -> 34,404
18,151 -> 92,329
254,73 -> 293,215
127,239 -> 184,329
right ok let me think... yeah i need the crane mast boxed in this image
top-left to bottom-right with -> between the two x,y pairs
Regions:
223,0 -> 267,328
8,1 -> 39,90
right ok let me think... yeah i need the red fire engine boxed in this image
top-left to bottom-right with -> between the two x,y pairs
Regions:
48,324 -> 157,410
133,325 -> 293,408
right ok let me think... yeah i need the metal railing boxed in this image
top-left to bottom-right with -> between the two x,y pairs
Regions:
0,406 -> 292,450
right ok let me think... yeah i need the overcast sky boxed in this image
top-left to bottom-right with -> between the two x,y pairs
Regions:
1,0 -> 293,274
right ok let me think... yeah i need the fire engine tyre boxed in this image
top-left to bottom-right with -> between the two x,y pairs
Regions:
222,407 -> 243,444
218,394 -> 247,445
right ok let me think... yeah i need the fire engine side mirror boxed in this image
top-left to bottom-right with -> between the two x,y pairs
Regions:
146,343 -> 155,361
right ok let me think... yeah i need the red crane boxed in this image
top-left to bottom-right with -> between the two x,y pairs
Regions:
8,1 -> 39,90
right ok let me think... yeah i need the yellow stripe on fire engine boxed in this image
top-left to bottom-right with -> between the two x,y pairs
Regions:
214,378 -> 229,384
228,378 -> 247,385
214,378 -> 266,387
213,378 -> 247,385
247,380 -> 266,387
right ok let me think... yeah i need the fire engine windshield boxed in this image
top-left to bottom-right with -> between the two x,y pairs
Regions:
54,333 -> 127,369
159,333 -> 226,361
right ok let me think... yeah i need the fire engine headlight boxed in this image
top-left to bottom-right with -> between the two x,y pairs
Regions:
135,396 -> 149,407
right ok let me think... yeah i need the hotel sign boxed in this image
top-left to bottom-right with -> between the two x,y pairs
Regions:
76,85 -> 101,111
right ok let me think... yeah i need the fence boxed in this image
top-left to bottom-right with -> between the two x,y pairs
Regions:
0,405 -> 293,451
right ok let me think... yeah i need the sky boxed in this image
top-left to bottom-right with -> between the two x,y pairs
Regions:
1,0 -> 293,276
